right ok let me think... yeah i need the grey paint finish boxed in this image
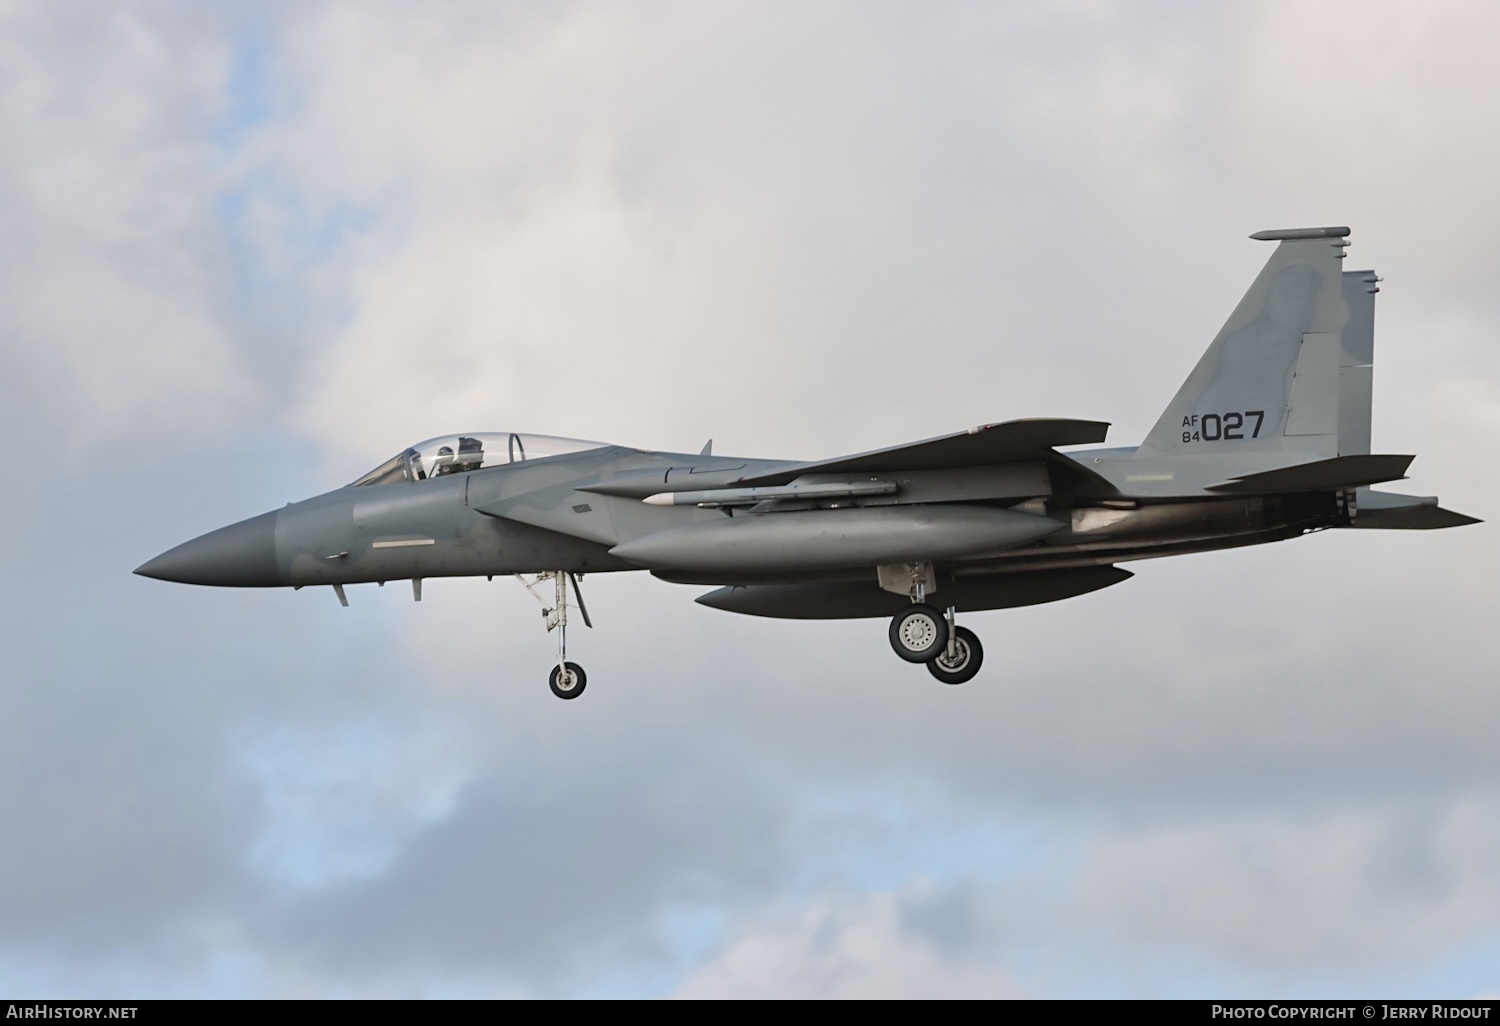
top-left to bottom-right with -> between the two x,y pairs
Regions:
1249,226 -> 1352,240
609,505 -> 1064,573
1204,453 -> 1412,493
277,490 -> 354,585
1354,488 -> 1482,530
695,566 -> 1134,619
136,509 -> 281,587
831,463 -> 1052,506
635,464 -> 1053,512
1354,505 -> 1481,530
574,458 -> 793,498
135,228 -> 1475,668
735,418 -> 1109,485
1338,270 -> 1377,456
1141,232 -> 1350,457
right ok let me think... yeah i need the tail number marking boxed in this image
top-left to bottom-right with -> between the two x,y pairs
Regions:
1182,411 -> 1264,443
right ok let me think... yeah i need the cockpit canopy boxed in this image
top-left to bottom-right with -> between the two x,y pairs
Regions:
352,432 -> 609,487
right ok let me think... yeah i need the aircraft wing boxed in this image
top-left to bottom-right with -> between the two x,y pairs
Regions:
733,418 -> 1112,486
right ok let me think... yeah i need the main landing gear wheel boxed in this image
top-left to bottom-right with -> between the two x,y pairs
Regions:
549,661 -> 587,700
927,626 -> 983,685
889,603 -> 949,663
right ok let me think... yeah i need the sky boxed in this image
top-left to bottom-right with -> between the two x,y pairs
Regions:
1,0 -> 1498,998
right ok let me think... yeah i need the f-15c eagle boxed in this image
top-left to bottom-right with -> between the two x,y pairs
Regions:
138,227 -> 1478,699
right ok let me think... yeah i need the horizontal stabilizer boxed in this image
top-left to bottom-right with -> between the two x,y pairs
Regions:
1357,505 -> 1481,530
1353,489 -> 1481,530
735,418 -> 1110,486
1205,454 -> 1412,494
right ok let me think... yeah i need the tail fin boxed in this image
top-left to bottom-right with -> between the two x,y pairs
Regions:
1140,227 -> 1377,460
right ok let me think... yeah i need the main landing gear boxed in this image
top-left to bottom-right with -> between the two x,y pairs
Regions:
881,563 -> 985,685
517,571 -> 593,700
926,624 -> 983,686
888,604 -> 985,684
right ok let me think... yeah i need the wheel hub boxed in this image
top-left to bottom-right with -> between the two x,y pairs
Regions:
933,640 -> 970,671
898,615 -> 938,652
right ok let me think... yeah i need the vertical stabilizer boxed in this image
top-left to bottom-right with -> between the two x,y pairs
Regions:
1140,227 -> 1357,460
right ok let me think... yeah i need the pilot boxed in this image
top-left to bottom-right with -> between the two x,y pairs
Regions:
456,436 -> 484,471
432,445 -> 456,476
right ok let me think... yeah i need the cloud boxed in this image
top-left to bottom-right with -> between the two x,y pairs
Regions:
225,0 -> 1220,477
1071,793 -> 1500,975
2,0 -> 1498,1000
0,1 -> 253,437
246,726 -> 796,994
674,884 -> 1027,998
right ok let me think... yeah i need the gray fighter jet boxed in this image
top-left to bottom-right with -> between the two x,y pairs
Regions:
137,227 -> 1478,699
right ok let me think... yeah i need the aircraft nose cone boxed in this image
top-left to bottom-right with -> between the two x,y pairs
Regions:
135,510 -> 282,587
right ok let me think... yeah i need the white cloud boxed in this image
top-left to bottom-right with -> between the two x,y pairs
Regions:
1221,1 -> 1500,281
222,0 -> 1216,478
4,0 -> 1500,1000
675,885 -> 1027,999
0,2 -> 251,436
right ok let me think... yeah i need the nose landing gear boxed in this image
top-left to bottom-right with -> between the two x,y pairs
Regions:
517,571 -> 593,700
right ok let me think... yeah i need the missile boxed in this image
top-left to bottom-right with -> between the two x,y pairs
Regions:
609,504 -> 1063,572
641,479 -> 897,507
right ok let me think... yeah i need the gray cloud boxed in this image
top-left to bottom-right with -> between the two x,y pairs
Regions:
2,0 -> 1498,998
267,743 -> 789,989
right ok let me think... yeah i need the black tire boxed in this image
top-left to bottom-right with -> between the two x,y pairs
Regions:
927,626 -> 983,685
549,661 -> 587,700
889,604 -> 949,663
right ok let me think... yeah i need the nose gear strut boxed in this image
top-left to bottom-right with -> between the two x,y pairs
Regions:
516,571 -> 593,700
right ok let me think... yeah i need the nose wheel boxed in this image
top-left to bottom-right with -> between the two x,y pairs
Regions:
549,661 -> 587,700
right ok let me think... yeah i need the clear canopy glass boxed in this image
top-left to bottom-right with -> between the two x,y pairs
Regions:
352,432 -> 610,487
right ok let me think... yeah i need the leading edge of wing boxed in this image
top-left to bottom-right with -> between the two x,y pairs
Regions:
734,418 -> 1112,485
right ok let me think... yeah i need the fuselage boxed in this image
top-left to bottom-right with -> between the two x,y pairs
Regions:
134,440 -> 1348,592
